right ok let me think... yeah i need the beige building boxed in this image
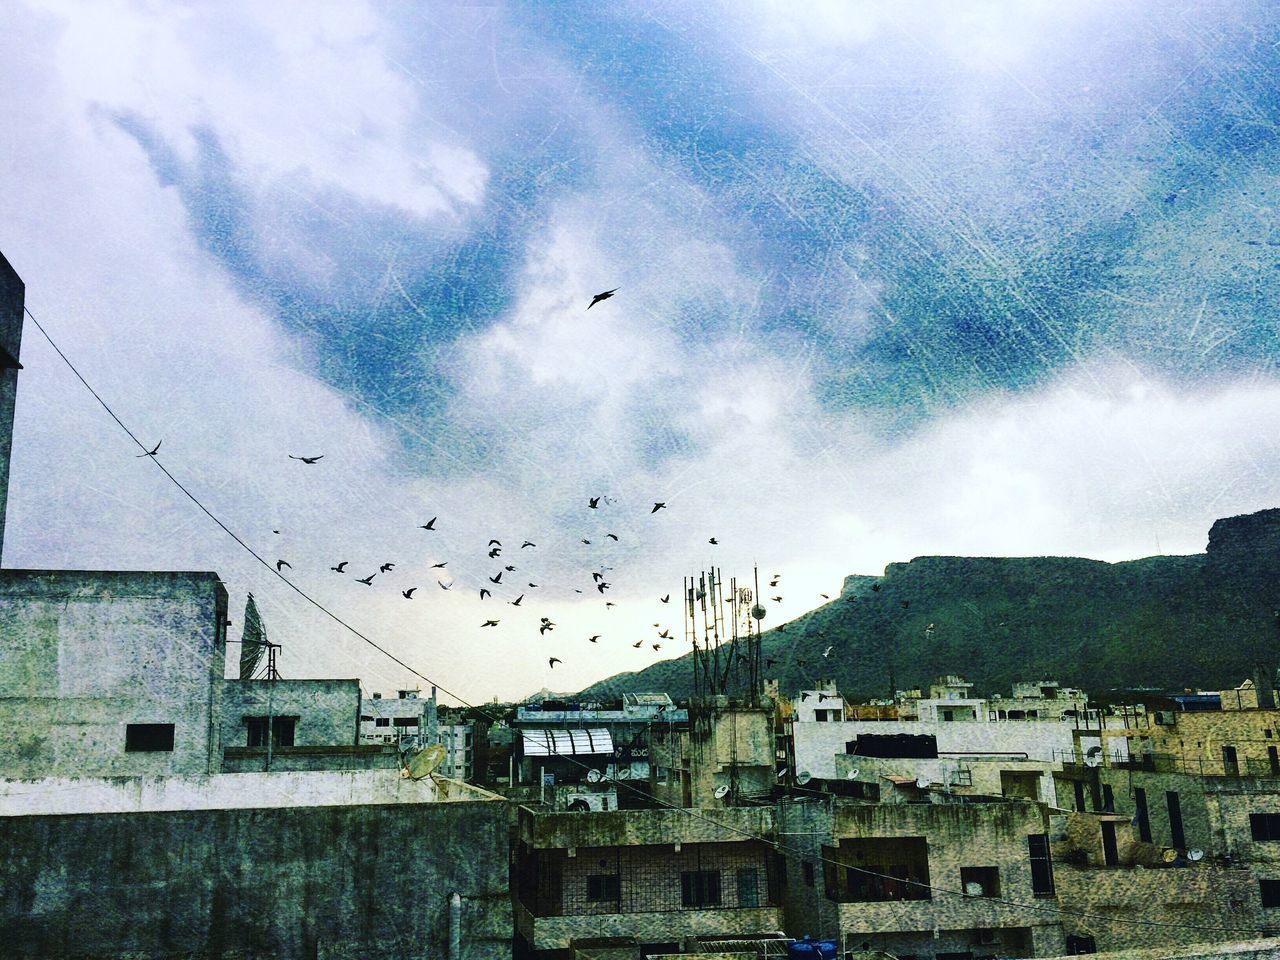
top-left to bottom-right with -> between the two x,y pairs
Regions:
651,701 -> 775,807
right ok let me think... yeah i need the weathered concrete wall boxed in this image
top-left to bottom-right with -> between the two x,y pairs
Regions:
516,902 -> 784,951
0,570 -> 227,778
1146,710 -> 1280,776
521,805 -> 775,849
0,251 -> 23,564
795,719 -> 1077,780
220,678 -> 360,751
834,753 -> 1059,804
0,799 -> 512,960
1097,768 -> 1215,853
221,744 -> 398,772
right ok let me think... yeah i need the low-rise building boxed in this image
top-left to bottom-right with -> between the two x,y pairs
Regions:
792,680 -> 846,724
651,701 -> 775,808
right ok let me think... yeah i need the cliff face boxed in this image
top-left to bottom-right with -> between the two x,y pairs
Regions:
579,508 -> 1280,702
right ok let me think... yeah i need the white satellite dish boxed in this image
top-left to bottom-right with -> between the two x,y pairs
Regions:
964,881 -> 984,897
403,743 -> 447,781
1084,754 -> 1102,768
714,784 -> 730,799
915,776 -> 931,789
777,767 -> 788,779
796,770 -> 813,786
616,768 -> 631,780
1188,848 -> 1204,862
586,769 -> 603,783
847,768 -> 860,780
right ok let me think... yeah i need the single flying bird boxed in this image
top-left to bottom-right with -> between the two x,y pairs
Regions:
651,502 -> 666,513
581,539 -> 591,545
136,440 -> 162,458
660,594 -> 670,603
510,594 -> 524,606
431,561 -> 448,568
488,539 -> 502,547
708,537 -> 718,545
438,580 -> 452,590
276,560 -> 292,572
606,533 -> 618,541
489,547 -> 501,559
480,588 -> 491,600
331,561 -> 348,573
288,454 -> 323,464
588,635 -> 601,643
402,587 -> 417,599
586,288 -> 617,309
420,517 -> 437,530
357,573 -> 375,585
588,496 -> 600,509
548,657 -> 562,668
482,620 -> 499,627
380,562 -> 395,573
489,572 -> 503,584
521,541 -> 536,549
632,640 -> 642,648
653,643 -> 662,651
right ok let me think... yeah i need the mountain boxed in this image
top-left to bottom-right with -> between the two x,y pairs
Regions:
579,508 -> 1280,703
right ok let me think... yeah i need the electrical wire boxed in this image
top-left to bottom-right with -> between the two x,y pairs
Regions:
21,302 -> 1278,941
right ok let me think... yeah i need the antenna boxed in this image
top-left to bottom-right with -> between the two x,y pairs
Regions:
402,743 -> 446,781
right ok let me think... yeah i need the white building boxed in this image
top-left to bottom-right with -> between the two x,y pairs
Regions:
792,678 -> 846,723
358,688 -> 473,780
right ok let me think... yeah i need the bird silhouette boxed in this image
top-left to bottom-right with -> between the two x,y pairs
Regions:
588,635 -> 601,643
658,629 -> 671,639
606,533 -> 619,541
581,539 -> 591,545
288,454 -> 323,464
480,588 -> 492,600
588,496 -> 600,509
504,565 -> 516,572
489,572 -> 503,584
823,645 -> 834,658
482,620 -> 499,628
488,539 -> 502,547
632,640 -> 642,648
521,541 -> 536,549
548,657 -> 562,668
357,573 -> 375,585
488,548 -> 501,559
660,594 -> 670,603
431,561 -> 448,568
540,623 -> 555,636
276,560 -> 292,572
587,288 -> 617,309
136,440 -> 162,457
605,602 -> 616,609
380,562 -> 395,573
331,561 -> 348,573
528,582 -> 539,588
652,643 -> 662,651
651,502 -> 666,513
820,593 -> 830,600
438,580 -> 452,590
420,517 -> 437,530
510,594 -> 524,606
597,582 -> 610,594
708,538 -> 718,545
402,587 -> 417,599
771,596 -> 783,603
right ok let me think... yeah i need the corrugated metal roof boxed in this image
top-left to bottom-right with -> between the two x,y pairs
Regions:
520,728 -> 615,757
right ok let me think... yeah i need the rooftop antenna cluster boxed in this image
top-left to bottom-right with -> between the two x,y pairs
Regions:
684,564 -> 765,707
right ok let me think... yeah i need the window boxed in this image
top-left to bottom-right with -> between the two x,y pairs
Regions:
1073,781 -> 1086,812
246,718 -> 269,747
1261,879 -> 1280,908
960,866 -> 1000,898
393,717 -> 418,728
803,861 -> 815,886
125,723 -> 174,752
1101,784 -> 1115,813
245,717 -> 295,747
1101,821 -> 1119,867
1250,814 -> 1280,841
681,870 -> 721,908
360,715 -> 374,722
1134,788 -> 1151,843
1028,834 -> 1054,897
586,874 -> 620,903
737,867 -> 760,907
375,717 -> 390,727
1167,792 -> 1185,848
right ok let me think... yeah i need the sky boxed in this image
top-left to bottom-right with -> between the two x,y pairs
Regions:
3,1 -> 1280,702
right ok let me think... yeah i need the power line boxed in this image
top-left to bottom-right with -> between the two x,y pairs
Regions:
21,302 -> 1275,941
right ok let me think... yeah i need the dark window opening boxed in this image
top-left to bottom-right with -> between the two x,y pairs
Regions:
1261,879 -> 1280,908
586,874 -> 620,903
1101,821 -> 1119,867
737,867 -> 760,907
1270,747 -> 1279,775
1066,934 -> 1097,954
802,861 -> 815,886
826,837 -> 931,903
680,870 -> 721,908
393,717 -> 419,728
1028,834 -> 1055,897
245,716 -> 296,748
375,717 -> 390,727
1073,780 -> 1086,812
1167,792 -> 1185,848
960,866 -> 1000,898
125,723 -> 174,752
1134,788 -> 1151,843
1250,813 -> 1280,841
1101,784 -> 1115,813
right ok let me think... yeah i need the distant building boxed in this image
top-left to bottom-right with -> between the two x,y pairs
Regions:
651,700 -> 775,807
792,679 -> 846,723
358,688 -> 474,780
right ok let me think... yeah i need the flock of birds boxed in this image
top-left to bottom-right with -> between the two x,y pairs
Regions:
135,288 -> 885,677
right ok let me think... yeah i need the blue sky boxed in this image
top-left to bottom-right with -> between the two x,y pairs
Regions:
3,0 -> 1280,699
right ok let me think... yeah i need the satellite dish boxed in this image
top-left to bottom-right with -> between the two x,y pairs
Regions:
796,771 -> 813,786
1188,848 -> 1204,862
586,769 -> 603,783
751,605 -> 767,621
777,767 -> 788,779
915,776 -> 931,789
567,798 -> 590,812
616,768 -> 631,780
714,785 -> 730,799
1085,745 -> 1102,757
847,768 -> 860,780
1084,754 -> 1102,768
964,881 -> 984,897
1162,848 -> 1180,864
404,743 -> 447,781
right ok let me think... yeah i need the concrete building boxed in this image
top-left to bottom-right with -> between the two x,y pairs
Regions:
0,569 -> 228,779
513,805 -> 784,957
778,797 -> 1066,957
834,750 -> 1060,806
792,679 -> 846,724
993,681 -> 1092,723
651,701 -> 775,808
359,688 -> 474,779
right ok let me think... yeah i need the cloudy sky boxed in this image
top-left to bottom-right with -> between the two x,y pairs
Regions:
3,1 -> 1280,702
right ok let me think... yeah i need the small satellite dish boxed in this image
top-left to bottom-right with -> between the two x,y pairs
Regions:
964,881 -> 984,897
751,605 -> 767,621
1162,848 -> 1180,864
404,743 -> 447,781
1188,848 -> 1204,862
1085,745 -> 1102,758
915,776 -> 931,789
1084,754 -> 1102,768
714,784 -> 730,799
586,769 -> 603,783
796,770 -> 813,786
847,768 -> 860,780
616,768 -> 631,780
777,767 -> 788,779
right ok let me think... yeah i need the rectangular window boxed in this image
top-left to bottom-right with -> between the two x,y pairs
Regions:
1250,814 -> 1280,841
246,717 -> 269,747
1028,834 -> 1054,897
125,723 -> 175,752
586,874 -> 620,903
1134,788 -> 1151,843
273,717 -> 295,747
1102,784 -> 1115,813
393,717 -> 419,728
737,867 -> 760,907
1261,879 -> 1280,908
1167,792 -> 1185,848
1101,821 -> 1119,867
375,717 -> 390,727
681,870 -> 721,908
1073,781 -> 1086,812
360,715 -> 374,722
245,717 -> 295,747
803,861 -> 815,886
959,866 -> 1000,898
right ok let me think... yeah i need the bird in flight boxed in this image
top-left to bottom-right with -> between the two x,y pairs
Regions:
488,539 -> 502,547
820,593 -> 830,600
331,561 -> 348,573
482,620 -> 499,628
504,565 -> 516,572
521,541 -> 536,549
510,594 -> 524,606
420,517 -> 437,530
488,547 -> 501,559
380,562 -> 395,573
823,645 -> 834,658
606,533 -> 619,541
588,496 -> 600,509
597,582 -> 610,594
588,635 -> 600,643
438,580 -> 452,590
480,588 -> 491,600
653,643 -> 662,651
708,538 -> 718,545
658,629 -> 671,639
528,582 -> 538,588
431,561 -> 448,569
357,573 -> 376,585
548,657 -> 562,668
581,539 -> 591,545
136,440 -> 162,458
660,594 -> 670,603
587,288 -> 617,309
771,596 -> 783,603
631,640 -> 642,648
489,572 -> 503,584
651,502 -> 666,513
402,587 -> 417,599
288,454 -> 323,464
276,560 -> 292,572
605,602 -> 616,609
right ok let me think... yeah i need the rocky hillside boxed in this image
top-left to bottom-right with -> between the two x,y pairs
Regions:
579,509 -> 1280,702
